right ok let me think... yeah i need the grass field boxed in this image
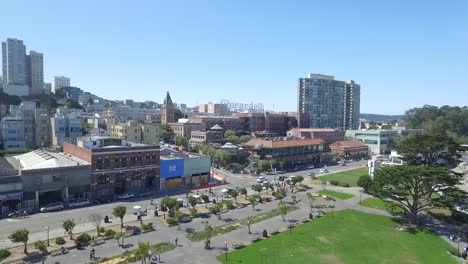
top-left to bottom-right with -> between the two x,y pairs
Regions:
218,210 -> 457,264
318,167 -> 368,187
319,189 -> 354,200
360,198 -> 404,213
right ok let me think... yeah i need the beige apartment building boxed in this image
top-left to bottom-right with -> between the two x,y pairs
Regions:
108,121 -> 160,145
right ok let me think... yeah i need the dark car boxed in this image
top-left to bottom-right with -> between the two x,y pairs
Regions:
95,196 -> 113,204
277,176 -> 286,181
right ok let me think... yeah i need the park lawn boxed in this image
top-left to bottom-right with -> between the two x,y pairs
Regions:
218,209 -> 457,264
319,189 -> 354,200
360,198 -> 404,213
319,167 -> 368,187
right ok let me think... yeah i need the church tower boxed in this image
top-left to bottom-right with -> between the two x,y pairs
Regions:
161,91 -> 175,124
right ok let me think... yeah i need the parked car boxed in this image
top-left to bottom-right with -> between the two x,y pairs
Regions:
257,176 -> 267,183
40,202 -> 64,213
340,163 -> 346,166
69,199 -> 90,208
319,168 -> 329,174
307,172 -> 315,177
95,196 -> 113,204
277,175 -> 286,181
8,210 -> 28,218
307,165 -> 315,169
118,193 -> 135,200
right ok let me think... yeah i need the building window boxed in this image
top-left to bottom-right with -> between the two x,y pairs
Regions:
97,158 -> 103,170
130,155 -> 136,166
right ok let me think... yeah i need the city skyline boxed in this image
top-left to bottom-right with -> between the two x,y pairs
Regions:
1,1 -> 467,114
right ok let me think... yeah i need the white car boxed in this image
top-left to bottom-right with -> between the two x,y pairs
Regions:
40,202 -> 64,213
319,168 -> 329,174
69,199 -> 90,208
118,193 -> 134,200
257,176 -> 267,183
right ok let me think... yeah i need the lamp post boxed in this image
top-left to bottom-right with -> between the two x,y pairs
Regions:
224,240 -> 228,260
44,225 -> 50,246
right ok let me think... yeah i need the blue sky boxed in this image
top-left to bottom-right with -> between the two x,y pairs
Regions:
1,0 -> 467,115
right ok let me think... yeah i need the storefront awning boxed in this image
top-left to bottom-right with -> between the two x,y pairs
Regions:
0,191 -> 22,201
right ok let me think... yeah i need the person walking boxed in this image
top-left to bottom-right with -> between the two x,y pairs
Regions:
175,237 -> 178,246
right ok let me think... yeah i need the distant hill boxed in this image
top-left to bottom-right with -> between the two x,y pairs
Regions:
360,113 -> 405,122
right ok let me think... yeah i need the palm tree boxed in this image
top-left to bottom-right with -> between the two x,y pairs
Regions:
113,205 -> 127,228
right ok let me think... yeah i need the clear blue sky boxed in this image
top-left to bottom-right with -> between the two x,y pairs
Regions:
1,0 -> 467,115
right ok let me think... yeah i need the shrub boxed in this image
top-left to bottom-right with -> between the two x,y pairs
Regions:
448,248 -> 461,257
166,218 -> 178,225
0,249 -> 11,261
223,200 -> 235,210
141,224 -> 151,232
232,242 -> 244,249
357,175 -> 373,193
189,208 -> 198,218
104,229 -> 116,237
76,232 -> 92,243
201,194 -> 210,203
330,180 -> 339,186
99,227 -> 105,234
291,195 -> 299,204
55,237 -> 66,245
302,218 -> 310,223
339,182 -> 350,187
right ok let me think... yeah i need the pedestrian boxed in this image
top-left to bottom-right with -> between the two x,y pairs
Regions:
158,255 -> 161,263
150,199 -> 154,205
175,237 -> 178,246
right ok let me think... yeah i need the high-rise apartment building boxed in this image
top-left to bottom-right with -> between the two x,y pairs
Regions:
198,103 -> 229,116
29,51 -> 44,95
51,76 -> 70,93
298,74 -> 360,130
2,38 -> 29,96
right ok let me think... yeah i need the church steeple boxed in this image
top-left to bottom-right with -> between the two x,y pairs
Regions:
163,91 -> 173,106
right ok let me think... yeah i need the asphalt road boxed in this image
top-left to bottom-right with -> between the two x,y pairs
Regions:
0,160 -> 367,247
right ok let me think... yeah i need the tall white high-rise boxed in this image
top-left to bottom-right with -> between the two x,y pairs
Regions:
2,38 -> 29,96
29,51 -> 44,95
51,76 -> 70,93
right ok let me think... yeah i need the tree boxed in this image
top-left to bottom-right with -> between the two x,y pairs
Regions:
273,187 -> 287,201
228,189 -> 238,204
246,216 -> 253,234
248,195 -> 257,210
135,242 -> 150,264
9,229 -> 29,254
239,187 -> 247,199
278,201 -> 288,222
88,214 -> 103,236
396,133 -> 462,168
226,135 -> 240,145
174,109 -> 184,121
113,205 -> 127,228
160,197 -> 178,217
252,184 -> 263,200
159,124 -> 172,141
191,144 -> 202,153
239,135 -> 251,143
224,130 -> 236,138
63,219 -> 76,240
175,135 -> 188,147
215,150 -> 231,167
35,241 -> 48,264
290,176 -> 304,193
360,121 -> 366,129
357,175 -> 373,193
263,182 -> 273,194
209,202 -> 223,220
259,160 -> 270,172
373,165 -> 465,224
187,196 -> 198,209
113,231 -> 125,247
203,221 -> 213,249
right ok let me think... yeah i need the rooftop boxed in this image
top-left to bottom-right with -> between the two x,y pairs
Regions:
10,149 -> 89,170
331,141 -> 367,148
244,137 -> 325,148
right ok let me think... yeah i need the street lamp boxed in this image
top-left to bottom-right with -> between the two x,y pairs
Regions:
224,240 -> 228,260
43,225 -> 50,246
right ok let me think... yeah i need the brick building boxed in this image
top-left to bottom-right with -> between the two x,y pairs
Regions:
63,136 -> 160,202
329,140 -> 369,159
287,128 -> 344,144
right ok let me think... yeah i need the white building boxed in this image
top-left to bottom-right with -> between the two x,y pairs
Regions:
50,112 -> 82,147
51,76 -> 70,93
29,51 -> 44,95
1,116 -> 26,150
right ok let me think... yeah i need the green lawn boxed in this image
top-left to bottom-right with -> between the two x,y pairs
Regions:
319,189 -> 354,200
218,210 -> 457,264
318,167 -> 368,187
360,197 -> 404,213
